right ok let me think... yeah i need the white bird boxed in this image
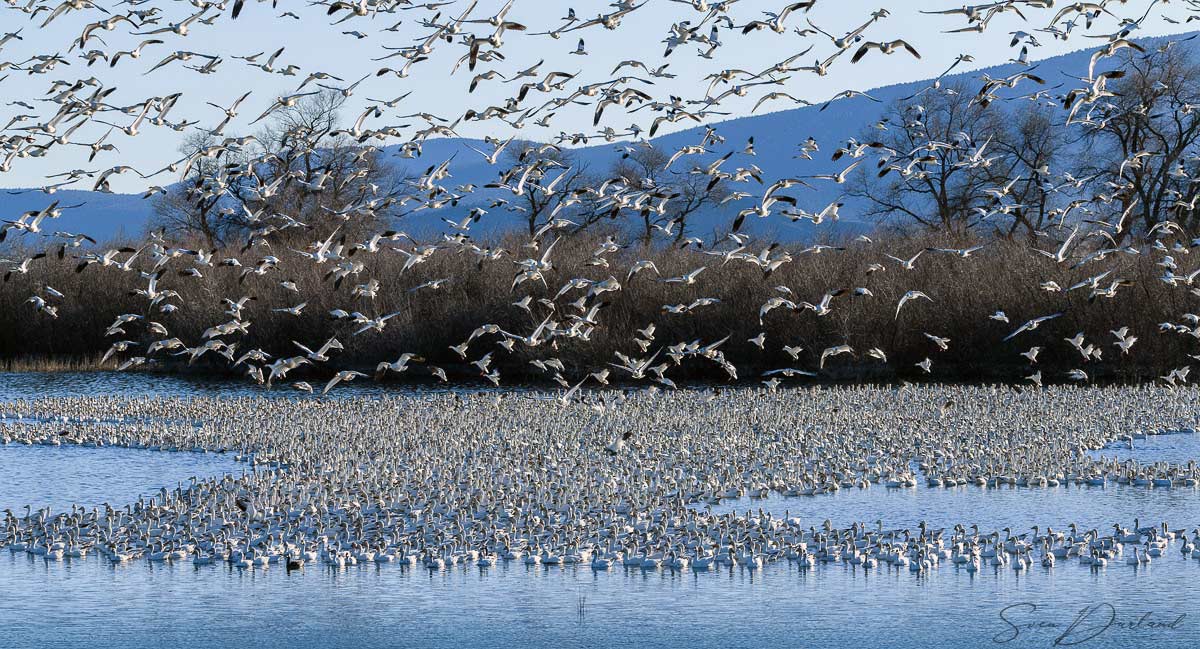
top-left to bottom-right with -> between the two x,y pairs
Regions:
1003,313 -> 1063,342
886,250 -> 925,270
819,344 -> 854,369
272,302 -> 307,317
659,266 -> 706,285
322,370 -> 368,395
924,333 -> 950,351
895,290 -> 931,319
294,337 -> 343,362
1020,347 -> 1042,364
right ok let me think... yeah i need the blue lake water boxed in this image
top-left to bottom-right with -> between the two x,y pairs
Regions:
0,443 -> 242,513
2,373 -> 1199,648
3,547 -> 1199,649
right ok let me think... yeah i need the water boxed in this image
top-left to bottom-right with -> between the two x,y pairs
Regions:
0,371 -> 258,400
0,371 -> 383,400
700,431 -> 1200,534
2,373 -> 1199,648
2,549 -> 1198,648
0,444 -> 241,513
0,371 -> 509,401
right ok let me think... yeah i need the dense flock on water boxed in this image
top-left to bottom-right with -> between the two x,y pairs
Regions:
5,385 -> 1200,573
4,0 -> 1200,603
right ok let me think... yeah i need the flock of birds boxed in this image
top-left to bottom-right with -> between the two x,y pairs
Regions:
1,0 -> 1200,586
0,1 -> 1198,393
3,385 -> 1200,573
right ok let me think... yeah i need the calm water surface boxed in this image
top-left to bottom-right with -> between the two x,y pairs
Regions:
0,444 -> 241,513
1,373 -> 1198,648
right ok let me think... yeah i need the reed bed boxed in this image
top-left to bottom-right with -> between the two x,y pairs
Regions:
0,228 -> 1192,384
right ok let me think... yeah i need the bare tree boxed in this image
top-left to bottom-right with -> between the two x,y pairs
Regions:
151,131 -> 250,248
250,89 -> 402,244
987,100 -> 1067,240
496,140 -> 593,237
154,90 -> 403,249
607,143 -> 729,245
849,83 -> 1009,234
1077,46 -> 1200,237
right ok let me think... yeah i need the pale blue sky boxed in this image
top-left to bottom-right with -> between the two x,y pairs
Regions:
0,0 -> 1190,192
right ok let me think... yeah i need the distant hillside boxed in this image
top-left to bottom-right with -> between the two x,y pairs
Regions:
2,34 -> 1190,244
0,190 -> 155,244
381,40 -> 1111,240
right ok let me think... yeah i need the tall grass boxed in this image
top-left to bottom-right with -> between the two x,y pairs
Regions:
0,354 -> 111,373
0,228 -> 1193,384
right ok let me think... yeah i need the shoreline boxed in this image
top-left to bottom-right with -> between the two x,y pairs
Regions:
0,359 -> 1183,389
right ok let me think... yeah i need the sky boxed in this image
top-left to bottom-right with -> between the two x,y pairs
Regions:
0,0 -> 1194,193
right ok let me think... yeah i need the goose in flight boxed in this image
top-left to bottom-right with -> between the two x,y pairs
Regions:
117,357 -> 147,372
819,344 -> 853,369
322,370 -> 368,395
100,341 -> 138,365
272,303 -> 307,317
802,289 -> 846,316
895,290 -> 931,319
353,312 -> 403,336
26,295 -> 58,318
626,260 -> 659,280
1034,226 -> 1079,263
805,159 -> 862,184
1003,313 -> 1063,342
851,39 -> 920,64
1111,327 -> 1138,354
740,2 -> 817,34
409,278 -> 450,293
3,254 -> 46,281
555,377 -> 588,407
375,354 -> 424,380
659,266 -> 706,285
609,348 -> 662,380
251,92 -> 320,124
927,244 -> 987,259
763,367 -> 817,377
924,333 -> 950,351
294,337 -> 343,362
136,7 -> 210,37
886,249 -> 925,270
266,357 -> 310,388
1020,347 -> 1042,364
